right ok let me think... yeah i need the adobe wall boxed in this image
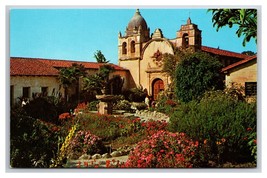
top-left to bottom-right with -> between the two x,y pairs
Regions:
225,60 -> 257,87
10,76 -> 63,104
140,39 -> 174,95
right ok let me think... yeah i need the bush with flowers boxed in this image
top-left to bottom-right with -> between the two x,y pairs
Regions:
169,90 -> 256,165
67,130 -> 106,159
59,112 -> 71,121
73,114 -> 142,141
122,130 -> 198,168
140,120 -> 168,136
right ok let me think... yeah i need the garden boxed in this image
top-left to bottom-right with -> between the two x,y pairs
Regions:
10,88 -> 257,168
10,51 -> 257,168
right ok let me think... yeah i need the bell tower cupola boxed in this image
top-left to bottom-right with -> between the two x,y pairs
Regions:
176,17 -> 202,51
118,9 -> 151,62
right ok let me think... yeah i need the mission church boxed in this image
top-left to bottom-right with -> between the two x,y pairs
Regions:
10,9 -> 257,104
117,9 -> 257,100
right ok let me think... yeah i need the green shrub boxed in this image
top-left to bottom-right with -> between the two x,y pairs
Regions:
87,100 -> 99,111
155,91 -> 178,114
131,102 -> 148,110
168,90 -> 256,164
175,52 -> 224,102
10,108 -> 60,168
113,99 -> 132,111
123,87 -> 147,102
72,114 -> 142,141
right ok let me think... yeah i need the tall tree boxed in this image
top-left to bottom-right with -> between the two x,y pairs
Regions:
208,9 -> 257,46
175,51 -> 224,103
162,48 -> 187,92
58,63 -> 87,101
94,50 -> 110,63
83,64 -> 114,95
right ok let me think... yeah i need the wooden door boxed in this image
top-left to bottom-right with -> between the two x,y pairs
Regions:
152,79 -> 164,100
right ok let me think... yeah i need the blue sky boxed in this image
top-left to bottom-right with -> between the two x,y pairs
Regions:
10,8 -> 257,64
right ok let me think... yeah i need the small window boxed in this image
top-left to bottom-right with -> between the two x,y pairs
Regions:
182,33 -> 189,48
23,87 -> 30,98
130,41 -> 135,53
122,42 -> 127,54
41,87 -> 48,96
10,85 -> 14,106
245,82 -> 257,96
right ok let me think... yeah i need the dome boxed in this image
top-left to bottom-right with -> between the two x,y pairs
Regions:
127,9 -> 148,31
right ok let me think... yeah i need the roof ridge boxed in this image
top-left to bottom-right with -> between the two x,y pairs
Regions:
221,55 -> 257,72
10,56 -> 123,66
201,46 -> 249,59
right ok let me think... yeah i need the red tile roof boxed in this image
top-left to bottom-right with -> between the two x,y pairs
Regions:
221,55 -> 257,72
10,57 -> 59,76
10,57 -> 128,76
201,46 -> 249,59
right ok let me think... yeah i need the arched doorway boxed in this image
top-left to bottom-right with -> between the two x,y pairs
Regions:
152,78 -> 164,100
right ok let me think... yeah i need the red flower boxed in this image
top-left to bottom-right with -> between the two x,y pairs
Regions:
59,112 -> 71,120
106,160 -> 111,168
247,127 -> 252,131
84,161 -> 88,167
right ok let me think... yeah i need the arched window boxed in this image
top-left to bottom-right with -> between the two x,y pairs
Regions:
130,41 -> 135,53
122,42 -> 127,54
182,33 -> 189,48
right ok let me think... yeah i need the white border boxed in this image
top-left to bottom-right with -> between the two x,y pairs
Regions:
2,0 -> 266,177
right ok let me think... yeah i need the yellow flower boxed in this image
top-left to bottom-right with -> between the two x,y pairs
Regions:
216,141 -> 222,145
203,139 -> 208,144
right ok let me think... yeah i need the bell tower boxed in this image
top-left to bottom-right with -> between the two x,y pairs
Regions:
118,9 -> 150,61
118,9 -> 151,87
176,17 -> 202,52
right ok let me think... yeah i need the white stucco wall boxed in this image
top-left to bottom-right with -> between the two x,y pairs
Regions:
10,76 -> 63,104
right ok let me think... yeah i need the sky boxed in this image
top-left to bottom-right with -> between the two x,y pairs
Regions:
9,8 -> 257,65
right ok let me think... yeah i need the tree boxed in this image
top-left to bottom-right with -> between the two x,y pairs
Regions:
241,50 -> 256,56
175,51 -> 224,102
94,50 -> 110,63
58,63 -> 87,102
208,9 -> 257,46
83,64 -> 114,95
10,108 -> 59,168
162,48 -> 187,92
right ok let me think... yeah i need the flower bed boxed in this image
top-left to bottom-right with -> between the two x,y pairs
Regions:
122,130 -> 198,168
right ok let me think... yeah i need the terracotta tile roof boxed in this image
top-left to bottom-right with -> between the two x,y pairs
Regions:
221,55 -> 257,72
10,57 -> 59,76
10,57 -> 128,76
36,58 -> 127,71
201,46 -> 249,59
